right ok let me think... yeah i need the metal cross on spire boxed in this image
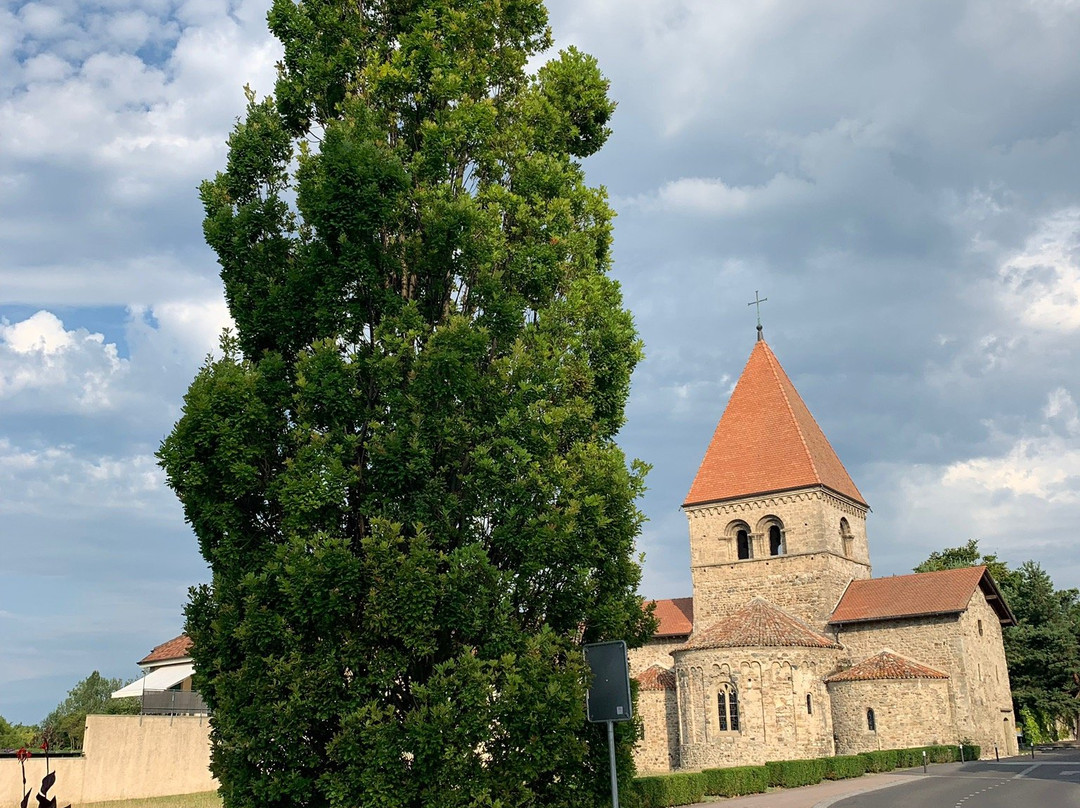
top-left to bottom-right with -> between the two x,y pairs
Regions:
748,291 -> 768,340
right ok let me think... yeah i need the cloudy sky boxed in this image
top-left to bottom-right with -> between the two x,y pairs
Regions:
3,0 -> 1080,724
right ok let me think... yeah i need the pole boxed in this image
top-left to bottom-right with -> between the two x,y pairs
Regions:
607,720 -> 620,808
922,750 -> 927,774
995,745 -> 999,762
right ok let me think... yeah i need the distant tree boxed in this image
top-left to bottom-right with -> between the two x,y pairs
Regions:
914,539 -> 1016,590
0,715 -> 36,751
915,543 -> 1080,740
1004,562 -> 1080,740
158,0 -> 651,805
41,672 -> 139,750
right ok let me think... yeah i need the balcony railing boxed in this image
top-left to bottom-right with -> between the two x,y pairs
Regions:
139,689 -> 209,716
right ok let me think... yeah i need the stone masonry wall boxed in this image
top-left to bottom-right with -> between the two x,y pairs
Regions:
629,638 -> 684,678
673,645 -> 842,770
691,551 -> 870,630
635,688 -> 680,773
828,678 -> 954,754
834,589 -> 1017,757
629,639 -> 684,772
685,487 -> 870,568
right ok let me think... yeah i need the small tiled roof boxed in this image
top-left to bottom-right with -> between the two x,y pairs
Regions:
635,665 -> 677,691
825,650 -> 949,683
829,566 -> 1015,625
138,634 -> 193,665
679,598 -> 840,651
649,597 -> 694,637
684,339 -> 867,508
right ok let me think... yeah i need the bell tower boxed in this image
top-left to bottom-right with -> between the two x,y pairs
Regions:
683,337 -> 872,629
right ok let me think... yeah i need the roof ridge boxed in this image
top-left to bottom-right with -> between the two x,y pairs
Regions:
762,341 -> 822,484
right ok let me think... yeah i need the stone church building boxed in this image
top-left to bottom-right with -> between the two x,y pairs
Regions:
629,333 -> 1018,772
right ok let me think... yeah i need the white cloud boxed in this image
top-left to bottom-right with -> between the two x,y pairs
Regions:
0,437 -> 165,515
636,173 -> 814,216
0,311 -> 126,410
998,207 -> 1080,332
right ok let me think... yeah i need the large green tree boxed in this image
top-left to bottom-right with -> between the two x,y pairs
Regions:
158,1 -> 652,806
40,672 -> 139,750
915,542 -> 1080,741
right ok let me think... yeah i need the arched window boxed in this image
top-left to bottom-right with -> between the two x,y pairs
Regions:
866,708 -> 876,732
769,524 -> 784,556
737,529 -> 752,560
717,684 -> 740,732
840,517 -> 853,555
806,693 -> 813,715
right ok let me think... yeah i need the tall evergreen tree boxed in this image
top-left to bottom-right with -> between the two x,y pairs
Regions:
158,1 -> 652,806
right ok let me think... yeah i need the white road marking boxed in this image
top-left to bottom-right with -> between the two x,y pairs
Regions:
1013,764 -> 1039,779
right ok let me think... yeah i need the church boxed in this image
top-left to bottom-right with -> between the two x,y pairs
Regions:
628,329 -> 1018,772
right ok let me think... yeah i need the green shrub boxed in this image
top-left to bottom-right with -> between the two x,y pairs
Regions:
764,758 -> 827,788
960,743 -> 980,761
823,755 -> 866,780
858,749 -> 899,772
633,773 -> 706,808
701,765 -> 770,796
894,747 -> 924,768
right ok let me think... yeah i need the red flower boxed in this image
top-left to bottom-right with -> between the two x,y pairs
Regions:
16,748 -> 30,761
40,740 -> 49,752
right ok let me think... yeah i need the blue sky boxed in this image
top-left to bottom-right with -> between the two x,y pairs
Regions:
3,0 -> 1080,725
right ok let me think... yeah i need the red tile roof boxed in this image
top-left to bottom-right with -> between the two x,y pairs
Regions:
635,665 -> 677,691
825,650 -> 948,682
684,340 -> 866,508
680,598 -> 840,651
829,566 -> 1015,625
138,634 -> 193,665
649,597 -> 694,637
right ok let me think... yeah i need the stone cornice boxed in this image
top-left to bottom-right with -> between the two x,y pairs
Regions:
683,485 -> 868,520
690,549 -> 872,573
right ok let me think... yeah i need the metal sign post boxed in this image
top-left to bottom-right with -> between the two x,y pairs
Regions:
585,641 -> 632,808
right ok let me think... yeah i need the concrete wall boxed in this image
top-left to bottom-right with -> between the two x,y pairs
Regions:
828,678 -> 953,754
1,715 -> 216,807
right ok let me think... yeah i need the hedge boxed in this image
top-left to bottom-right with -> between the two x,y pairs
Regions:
701,765 -> 769,796
632,743 -> 982,806
823,755 -> 866,780
765,758 -> 828,788
633,772 -> 706,808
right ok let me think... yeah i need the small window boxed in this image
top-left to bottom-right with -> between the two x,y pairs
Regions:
867,708 -> 876,732
737,529 -> 752,560
806,694 -> 813,715
769,525 -> 784,556
717,684 -> 740,732
978,619 -> 983,636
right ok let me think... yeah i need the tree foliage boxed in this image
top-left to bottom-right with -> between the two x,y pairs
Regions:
0,715 -> 37,751
40,672 -> 139,750
158,1 -> 652,805
914,542 -> 1080,739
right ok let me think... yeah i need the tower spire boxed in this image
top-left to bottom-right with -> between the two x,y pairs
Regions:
748,291 -> 768,340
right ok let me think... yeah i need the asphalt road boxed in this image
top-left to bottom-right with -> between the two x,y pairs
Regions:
829,748 -> 1080,808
